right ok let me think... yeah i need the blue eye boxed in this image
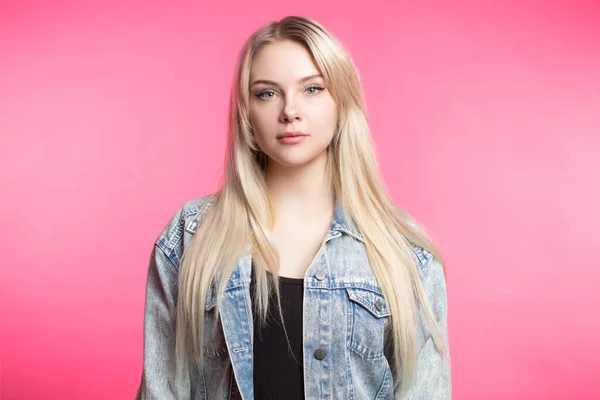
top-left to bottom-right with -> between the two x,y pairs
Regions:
306,85 -> 325,95
256,90 -> 276,100
254,85 -> 325,100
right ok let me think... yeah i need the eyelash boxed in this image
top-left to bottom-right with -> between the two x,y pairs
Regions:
255,85 -> 325,100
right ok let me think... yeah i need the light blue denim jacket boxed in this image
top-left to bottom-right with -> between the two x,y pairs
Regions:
136,194 -> 451,399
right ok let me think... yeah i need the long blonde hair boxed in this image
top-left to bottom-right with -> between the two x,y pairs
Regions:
176,15 -> 449,397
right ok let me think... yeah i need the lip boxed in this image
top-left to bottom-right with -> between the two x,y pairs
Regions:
277,131 -> 307,138
278,135 -> 307,144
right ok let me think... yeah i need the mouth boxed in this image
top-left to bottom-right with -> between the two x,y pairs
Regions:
277,131 -> 307,139
277,134 -> 308,144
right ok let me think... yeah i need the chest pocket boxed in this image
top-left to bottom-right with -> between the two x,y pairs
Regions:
345,286 -> 391,360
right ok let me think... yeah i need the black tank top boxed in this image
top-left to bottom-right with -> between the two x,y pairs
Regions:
250,261 -> 305,399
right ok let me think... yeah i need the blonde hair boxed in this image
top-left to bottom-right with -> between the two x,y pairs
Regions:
175,15 -> 449,397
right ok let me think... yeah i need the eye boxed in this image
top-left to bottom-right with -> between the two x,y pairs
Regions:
254,85 -> 325,101
255,90 -> 276,100
306,85 -> 325,95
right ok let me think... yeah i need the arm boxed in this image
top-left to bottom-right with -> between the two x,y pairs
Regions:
135,244 -> 190,399
405,255 -> 452,399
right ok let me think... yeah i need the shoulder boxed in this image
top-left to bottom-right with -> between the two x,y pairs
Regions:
409,243 -> 435,275
406,235 -> 444,293
398,211 -> 437,278
154,192 -> 218,269
401,212 -> 447,311
402,219 -> 448,338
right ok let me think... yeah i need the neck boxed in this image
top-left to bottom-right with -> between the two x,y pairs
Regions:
265,151 -> 334,217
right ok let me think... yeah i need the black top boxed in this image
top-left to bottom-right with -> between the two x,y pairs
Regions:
250,261 -> 305,399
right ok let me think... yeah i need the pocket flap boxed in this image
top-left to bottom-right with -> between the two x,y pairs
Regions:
345,287 -> 391,318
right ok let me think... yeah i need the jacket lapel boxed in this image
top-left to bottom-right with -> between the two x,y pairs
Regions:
218,251 -> 254,400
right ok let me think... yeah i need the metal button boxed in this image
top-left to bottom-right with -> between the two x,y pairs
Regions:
314,348 -> 327,360
375,299 -> 382,311
314,270 -> 327,281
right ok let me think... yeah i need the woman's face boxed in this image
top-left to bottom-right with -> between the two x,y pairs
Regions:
248,39 -> 337,168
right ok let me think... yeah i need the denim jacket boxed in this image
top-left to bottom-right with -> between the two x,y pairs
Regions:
136,194 -> 451,399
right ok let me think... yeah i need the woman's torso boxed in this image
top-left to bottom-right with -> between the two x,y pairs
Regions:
156,194 -> 436,399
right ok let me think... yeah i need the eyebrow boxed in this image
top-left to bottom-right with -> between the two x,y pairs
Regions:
250,74 -> 324,87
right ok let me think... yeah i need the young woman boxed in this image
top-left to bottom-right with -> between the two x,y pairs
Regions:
137,16 -> 451,400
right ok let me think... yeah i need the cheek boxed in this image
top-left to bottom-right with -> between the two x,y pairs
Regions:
248,104 -> 261,126
313,101 -> 337,132
249,106 -> 272,134
248,108 -> 278,153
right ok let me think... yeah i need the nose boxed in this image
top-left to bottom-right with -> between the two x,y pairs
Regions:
279,95 -> 301,123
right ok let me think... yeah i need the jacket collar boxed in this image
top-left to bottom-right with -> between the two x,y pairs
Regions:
331,194 -> 364,243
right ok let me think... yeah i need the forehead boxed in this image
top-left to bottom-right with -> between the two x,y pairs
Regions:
250,40 -> 321,82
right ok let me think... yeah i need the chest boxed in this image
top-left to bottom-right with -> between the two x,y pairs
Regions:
270,217 -> 332,279
200,238 -> 397,400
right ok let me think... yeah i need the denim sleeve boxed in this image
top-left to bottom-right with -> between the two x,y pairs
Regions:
404,255 -> 452,399
135,243 -> 191,399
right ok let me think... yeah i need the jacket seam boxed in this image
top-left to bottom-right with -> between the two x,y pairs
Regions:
156,194 -> 214,269
154,241 -> 179,271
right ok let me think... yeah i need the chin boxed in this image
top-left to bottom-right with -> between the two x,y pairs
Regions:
268,152 -> 320,168
272,157 -> 312,167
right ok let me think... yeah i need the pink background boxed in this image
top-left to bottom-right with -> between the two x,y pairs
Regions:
1,1 -> 599,399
